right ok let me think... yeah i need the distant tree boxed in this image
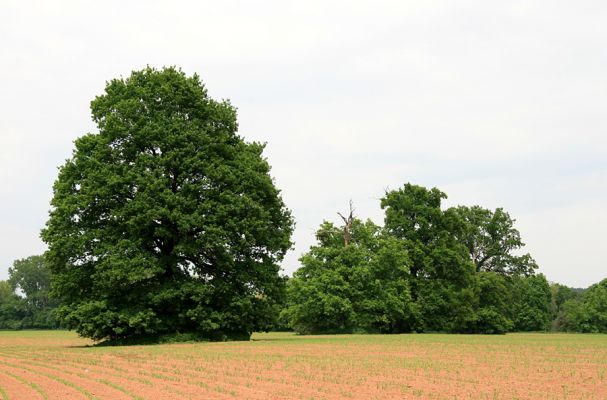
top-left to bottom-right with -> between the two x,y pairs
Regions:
511,274 -> 551,331
468,272 -> 514,334
550,283 -> 584,330
452,206 -> 538,276
9,255 -> 52,309
560,278 -> 607,333
0,280 -> 26,329
284,218 -> 413,334
381,184 -> 476,332
41,67 -> 293,342
7,255 -> 58,328
550,283 -> 578,317
559,300 -> 584,331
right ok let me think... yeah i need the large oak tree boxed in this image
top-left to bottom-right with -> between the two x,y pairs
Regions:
42,67 -> 293,342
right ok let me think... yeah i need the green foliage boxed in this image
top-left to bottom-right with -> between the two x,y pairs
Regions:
283,219 -> 413,334
452,206 -> 538,276
550,283 -> 580,317
559,279 -> 607,333
511,274 -> 551,331
0,280 -> 26,329
550,283 -> 584,330
381,184 -> 476,332
467,272 -> 514,334
284,183 -> 569,335
9,255 -> 54,310
465,274 -> 551,334
0,256 -> 59,329
41,67 -> 293,341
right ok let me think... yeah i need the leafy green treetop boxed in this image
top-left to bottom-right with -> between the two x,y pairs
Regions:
452,206 -> 537,276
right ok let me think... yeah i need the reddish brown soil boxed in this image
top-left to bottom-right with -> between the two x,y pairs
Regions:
0,332 -> 604,399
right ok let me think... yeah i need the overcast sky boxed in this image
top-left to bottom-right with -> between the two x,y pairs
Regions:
1,0 -> 605,287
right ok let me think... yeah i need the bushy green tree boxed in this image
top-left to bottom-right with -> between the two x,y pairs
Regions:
7,255 -> 58,328
41,67 -> 293,342
550,283 -> 580,318
284,219 -> 413,334
560,278 -> 607,333
511,274 -> 551,331
550,283 -> 584,330
0,257 -> 59,329
9,256 -> 51,303
381,184 -> 477,332
467,272 -> 514,334
0,280 -> 26,329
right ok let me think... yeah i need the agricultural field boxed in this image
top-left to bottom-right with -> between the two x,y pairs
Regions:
0,331 -> 604,399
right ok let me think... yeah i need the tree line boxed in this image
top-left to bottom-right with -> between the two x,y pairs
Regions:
2,245 -> 605,334
1,67 -> 605,339
0,256 -> 58,329
280,184 -> 606,334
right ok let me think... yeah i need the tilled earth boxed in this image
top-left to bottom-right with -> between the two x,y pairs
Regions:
0,331 -> 605,399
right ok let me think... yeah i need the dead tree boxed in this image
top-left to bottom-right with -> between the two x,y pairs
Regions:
337,200 -> 355,247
